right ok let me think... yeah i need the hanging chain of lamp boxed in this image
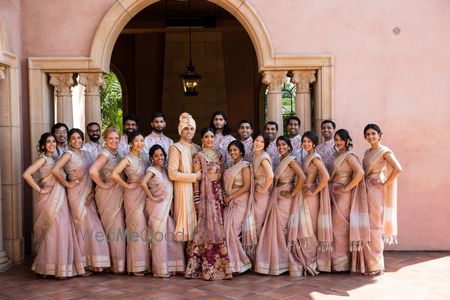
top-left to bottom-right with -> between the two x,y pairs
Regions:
179,0 -> 202,96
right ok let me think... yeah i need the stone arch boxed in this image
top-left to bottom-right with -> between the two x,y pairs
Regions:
89,0 -> 274,72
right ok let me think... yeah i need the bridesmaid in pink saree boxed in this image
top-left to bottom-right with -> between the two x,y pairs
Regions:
254,136 -> 305,276
252,132 -> 274,239
89,128 -> 126,273
111,131 -> 150,276
52,128 -> 110,273
185,127 -> 232,281
362,124 -> 402,276
141,145 -> 185,277
23,133 -> 85,278
223,140 -> 256,273
299,131 -> 332,275
329,129 -> 369,273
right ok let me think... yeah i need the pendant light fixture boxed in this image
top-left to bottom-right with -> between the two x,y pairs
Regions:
179,0 -> 202,96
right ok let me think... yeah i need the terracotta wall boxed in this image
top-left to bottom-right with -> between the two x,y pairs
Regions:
13,0 -> 450,250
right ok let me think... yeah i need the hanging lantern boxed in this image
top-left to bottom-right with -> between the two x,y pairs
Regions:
179,0 -> 202,96
180,62 -> 202,96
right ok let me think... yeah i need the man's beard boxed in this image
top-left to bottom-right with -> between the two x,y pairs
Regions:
153,127 -> 163,133
89,135 -> 100,142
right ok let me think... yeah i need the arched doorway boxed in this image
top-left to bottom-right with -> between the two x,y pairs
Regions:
108,0 -> 262,138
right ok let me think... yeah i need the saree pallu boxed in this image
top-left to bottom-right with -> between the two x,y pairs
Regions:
146,167 -> 185,277
223,160 -> 254,273
124,186 -> 151,273
67,176 -> 110,269
330,183 -> 352,271
329,151 -> 370,273
252,152 -> 272,239
254,155 -> 296,276
32,158 -> 85,277
96,181 -> 126,273
361,145 -> 398,273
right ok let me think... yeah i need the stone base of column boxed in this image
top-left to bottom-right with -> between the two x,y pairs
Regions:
0,250 -> 12,272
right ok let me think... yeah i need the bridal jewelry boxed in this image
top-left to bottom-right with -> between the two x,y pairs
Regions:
202,148 -> 217,160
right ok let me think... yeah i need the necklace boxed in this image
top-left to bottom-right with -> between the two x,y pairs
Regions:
202,148 -> 217,160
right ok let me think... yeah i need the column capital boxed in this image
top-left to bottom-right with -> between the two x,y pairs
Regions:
291,70 -> 316,93
0,66 -> 5,80
262,70 -> 287,92
78,73 -> 104,95
49,73 -> 75,96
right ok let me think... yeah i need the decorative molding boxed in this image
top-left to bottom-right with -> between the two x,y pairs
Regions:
262,70 -> 287,92
78,73 -> 104,95
49,73 -> 75,96
291,70 -> 316,93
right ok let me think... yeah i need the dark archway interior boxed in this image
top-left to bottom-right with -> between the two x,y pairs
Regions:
111,0 -> 262,139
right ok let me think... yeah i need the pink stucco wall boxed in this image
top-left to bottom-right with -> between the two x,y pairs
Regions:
250,0 -> 450,250
3,0 -> 450,250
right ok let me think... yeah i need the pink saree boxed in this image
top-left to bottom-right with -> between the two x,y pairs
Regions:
123,154 -> 150,273
361,146 -> 398,273
223,160 -> 255,273
32,156 -> 85,277
291,153 -> 333,275
64,149 -> 110,269
329,151 -> 370,272
145,166 -> 185,277
252,151 -> 272,239
254,155 -> 297,275
95,148 -> 126,273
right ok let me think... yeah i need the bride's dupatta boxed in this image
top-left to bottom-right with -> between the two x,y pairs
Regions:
254,155 -> 295,275
364,146 -> 398,245
193,152 -> 226,244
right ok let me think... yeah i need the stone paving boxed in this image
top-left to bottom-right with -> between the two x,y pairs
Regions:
0,252 -> 449,300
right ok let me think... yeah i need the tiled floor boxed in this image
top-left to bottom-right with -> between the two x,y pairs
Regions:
1,252 -> 449,300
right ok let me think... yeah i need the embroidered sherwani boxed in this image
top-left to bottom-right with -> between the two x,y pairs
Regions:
267,140 -> 280,170
316,139 -> 336,175
168,141 -> 201,241
241,137 -> 253,162
83,141 -> 102,161
214,132 -> 236,169
290,134 -> 302,152
143,132 -> 174,157
118,135 -> 130,157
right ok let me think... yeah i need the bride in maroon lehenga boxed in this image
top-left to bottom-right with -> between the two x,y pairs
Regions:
185,127 -> 232,281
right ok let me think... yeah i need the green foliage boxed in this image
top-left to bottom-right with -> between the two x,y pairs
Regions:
100,72 -> 123,133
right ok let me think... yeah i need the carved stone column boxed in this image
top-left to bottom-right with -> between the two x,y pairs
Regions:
291,70 -> 316,133
262,70 -> 287,133
0,66 -> 12,271
79,73 -> 104,127
49,73 -> 75,128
